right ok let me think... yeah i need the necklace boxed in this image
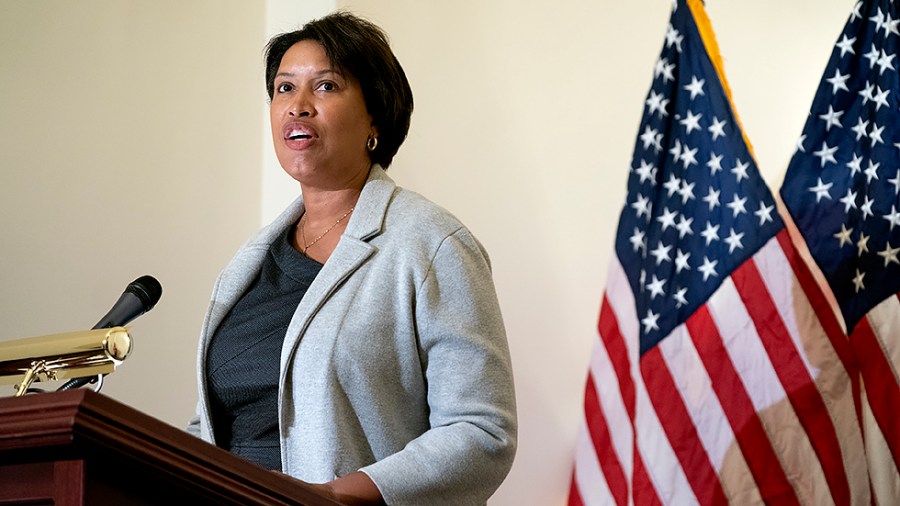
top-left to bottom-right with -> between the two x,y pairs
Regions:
299,207 -> 354,253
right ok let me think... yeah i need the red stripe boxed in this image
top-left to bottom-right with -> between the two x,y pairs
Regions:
850,317 -> 900,468
599,296 -> 635,419
599,295 -> 663,505
641,347 -> 728,505
583,372 -> 628,506
686,305 -> 800,504
632,452 -> 663,506
732,257 -> 851,505
567,469 -> 585,506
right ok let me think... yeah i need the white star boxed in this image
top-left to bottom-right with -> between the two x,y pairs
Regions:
629,227 -> 647,252
650,241 -> 673,266
673,287 -> 688,307
858,233 -> 870,256
726,194 -> 748,217
684,76 -> 705,100
850,118 -> 869,141
698,256 -> 719,281
702,188 -> 721,211
669,139 -> 682,164
808,177 -> 834,203
657,207 -> 678,231
864,46 -> 880,69
839,188 -> 858,212
731,159 -> 750,183
889,17 -> 900,36
870,123 -> 886,146
889,169 -> 900,194
724,228 -> 745,254
847,153 -> 864,176
665,23 -> 684,52
883,205 -> 900,230
871,7 -> 886,33
659,61 -> 676,83
877,49 -> 896,74
819,105 -> 844,131
859,81 -> 875,103
641,309 -> 660,333
700,221 -> 720,245
850,1 -> 862,22
834,223 -> 853,247
675,215 -> 694,238
877,242 -> 900,266
707,152 -> 724,174
853,268 -> 865,293
797,134 -> 807,153
635,160 -> 657,184
680,145 -> 698,169
873,86 -> 890,111
861,195 -> 875,219
677,180 -> 696,204
835,34 -> 856,57
646,274 -> 667,300
646,90 -> 669,117
708,116 -> 727,141
680,110 -> 703,135
675,249 -> 691,273
813,141 -> 839,167
754,202 -> 774,225
864,160 -> 880,183
632,193 -> 652,220
663,174 -> 681,197
639,126 -> 660,150
826,69 -> 851,93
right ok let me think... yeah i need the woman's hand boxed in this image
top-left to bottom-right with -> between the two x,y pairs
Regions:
274,470 -> 385,506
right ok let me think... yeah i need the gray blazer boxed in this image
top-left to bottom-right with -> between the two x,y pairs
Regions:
188,166 -> 517,505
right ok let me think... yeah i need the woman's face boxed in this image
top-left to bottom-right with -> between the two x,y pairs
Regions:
270,40 -> 375,189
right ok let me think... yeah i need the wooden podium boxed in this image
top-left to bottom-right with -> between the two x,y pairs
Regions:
0,389 -> 343,505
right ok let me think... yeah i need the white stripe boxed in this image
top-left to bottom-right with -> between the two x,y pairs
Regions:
707,271 -> 833,506
574,419 -> 616,505
861,387 -> 900,506
607,259 -> 696,504
866,294 -> 900,385
590,331 -> 634,477
758,237 -> 869,501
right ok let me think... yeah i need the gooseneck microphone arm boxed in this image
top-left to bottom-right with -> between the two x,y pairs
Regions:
56,275 -> 162,392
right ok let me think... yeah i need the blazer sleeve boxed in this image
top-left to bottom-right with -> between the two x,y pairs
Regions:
359,227 -> 518,505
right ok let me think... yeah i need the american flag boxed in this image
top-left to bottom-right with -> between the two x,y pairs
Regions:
780,0 -> 900,502
569,0 -> 868,504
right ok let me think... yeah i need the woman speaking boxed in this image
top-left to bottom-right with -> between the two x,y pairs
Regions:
187,11 -> 517,506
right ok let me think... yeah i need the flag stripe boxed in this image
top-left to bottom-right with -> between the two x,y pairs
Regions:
852,317 -> 900,469
567,472 -> 584,506
583,371 -> 629,505
641,347 -> 728,505
572,418 -> 616,505
685,305 -> 800,504
731,257 -> 852,505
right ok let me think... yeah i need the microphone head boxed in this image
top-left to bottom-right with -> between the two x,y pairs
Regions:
125,275 -> 163,311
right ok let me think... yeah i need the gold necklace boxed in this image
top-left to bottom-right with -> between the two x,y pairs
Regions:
299,207 -> 354,253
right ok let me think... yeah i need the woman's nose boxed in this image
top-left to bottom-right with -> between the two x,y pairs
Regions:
288,92 -> 313,117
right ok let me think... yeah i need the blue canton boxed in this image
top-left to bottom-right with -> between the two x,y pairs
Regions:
781,0 -> 900,332
615,0 -> 783,355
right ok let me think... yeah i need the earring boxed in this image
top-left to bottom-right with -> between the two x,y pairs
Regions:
367,135 -> 378,152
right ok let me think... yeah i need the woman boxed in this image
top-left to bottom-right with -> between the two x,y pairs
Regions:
187,11 -> 517,506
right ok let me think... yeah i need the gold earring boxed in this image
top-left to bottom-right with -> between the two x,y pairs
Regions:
367,135 -> 378,152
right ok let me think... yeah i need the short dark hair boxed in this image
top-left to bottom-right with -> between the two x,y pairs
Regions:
265,11 -> 414,169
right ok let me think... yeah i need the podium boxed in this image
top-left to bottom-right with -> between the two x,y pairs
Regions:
0,389 -> 343,505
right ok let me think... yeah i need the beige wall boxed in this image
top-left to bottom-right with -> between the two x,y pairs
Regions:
0,1 -> 855,505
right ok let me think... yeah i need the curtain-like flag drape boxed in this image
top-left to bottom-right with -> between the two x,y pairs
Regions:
569,0 -> 868,503
780,0 -> 900,503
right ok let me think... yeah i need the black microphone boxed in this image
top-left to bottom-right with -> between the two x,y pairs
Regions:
91,275 -> 163,330
56,275 -> 162,391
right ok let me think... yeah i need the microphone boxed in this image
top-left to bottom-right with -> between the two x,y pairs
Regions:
56,275 -> 162,391
91,275 -> 163,330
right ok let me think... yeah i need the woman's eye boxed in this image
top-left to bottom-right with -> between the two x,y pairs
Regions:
317,81 -> 337,92
276,82 -> 294,93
